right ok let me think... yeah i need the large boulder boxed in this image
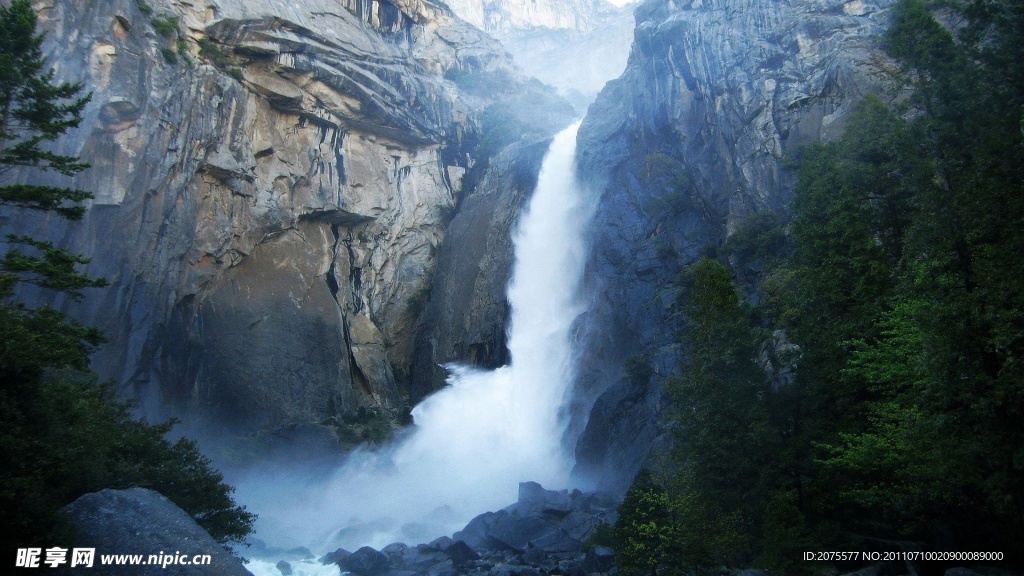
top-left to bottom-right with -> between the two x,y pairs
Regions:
61,488 -> 251,576
338,546 -> 389,576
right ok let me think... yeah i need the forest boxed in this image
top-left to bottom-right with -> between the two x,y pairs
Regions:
611,0 -> 1024,573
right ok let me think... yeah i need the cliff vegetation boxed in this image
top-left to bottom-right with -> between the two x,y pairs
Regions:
612,0 -> 1024,571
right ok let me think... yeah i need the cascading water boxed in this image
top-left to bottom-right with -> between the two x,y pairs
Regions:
239,120 -> 594,559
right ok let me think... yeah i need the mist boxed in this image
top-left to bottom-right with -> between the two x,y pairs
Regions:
235,121 -> 595,555
496,3 -> 635,108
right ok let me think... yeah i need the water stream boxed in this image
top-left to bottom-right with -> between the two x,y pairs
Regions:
241,121 -> 594,559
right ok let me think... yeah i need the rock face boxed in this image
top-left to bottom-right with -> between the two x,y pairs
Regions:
572,0 -> 898,491
61,488 -> 252,576
443,0 -> 634,106
410,138 -> 550,397
444,0 -> 606,33
496,6 -> 634,104
11,0 -> 542,439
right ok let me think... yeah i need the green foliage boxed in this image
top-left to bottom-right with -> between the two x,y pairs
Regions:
197,37 -> 242,79
1,373 -> 255,548
641,153 -> 696,220
0,0 -> 90,185
2,234 -> 109,297
613,469 -> 681,576
160,46 -> 177,63
150,13 -> 180,38
135,0 -> 154,16
0,0 -> 99,301
583,521 -> 616,550
722,210 -> 787,267
661,259 -> 812,572
405,281 -> 432,318
337,406 -> 393,444
623,355 -> 654,388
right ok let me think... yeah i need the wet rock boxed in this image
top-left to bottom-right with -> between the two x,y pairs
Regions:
442,481 -> 617,575
427,536 -> 455,551
443,540 -> 480,568
410,139 -> 552,400
488,515 -> 557,552
398,546 -> 448,572
427,559 -> 457,576
319,548 -> 351,566
513,481 -> 573,517
275,560 -> 293,575
61,488 -> 252,576
454,511 -> 505,551
341,546 -> 390,576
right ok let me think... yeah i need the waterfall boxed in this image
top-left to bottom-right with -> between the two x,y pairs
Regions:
241,121 -> 593,553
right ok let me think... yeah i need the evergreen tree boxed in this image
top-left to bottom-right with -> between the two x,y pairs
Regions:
0,0 -> 105,299
663,259 -> 791,570
613,469 -> 681,576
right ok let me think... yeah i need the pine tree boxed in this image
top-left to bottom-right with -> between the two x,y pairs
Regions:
613,469 -> 681,576
662,259 -> 787,570
0,0 -> 106,301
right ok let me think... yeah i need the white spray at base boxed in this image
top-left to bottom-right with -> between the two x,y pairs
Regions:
240,121 -> 595,556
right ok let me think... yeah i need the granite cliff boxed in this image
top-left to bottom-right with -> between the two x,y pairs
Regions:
442,0 -> 634,106
571,0 -> 900,490
11,0 -> 568,443
443,0 -> 605,33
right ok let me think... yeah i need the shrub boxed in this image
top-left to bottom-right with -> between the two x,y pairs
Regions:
150,13 -> 179,38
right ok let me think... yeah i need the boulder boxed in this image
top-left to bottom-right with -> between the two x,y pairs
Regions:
397,545 -> 448,572
61,488 -> 252,576
443,540 -> 480,568
319,547 -> 351,566
453,511 -> 504,551
340,546 -> 390,576
511,481 -> 573,517
487,515 -> 555,552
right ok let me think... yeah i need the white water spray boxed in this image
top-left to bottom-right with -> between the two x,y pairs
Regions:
240,121 -> 593,554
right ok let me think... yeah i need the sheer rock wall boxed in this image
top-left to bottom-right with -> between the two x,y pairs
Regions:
18,0 -> 522,436
572,0 -> 898,491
